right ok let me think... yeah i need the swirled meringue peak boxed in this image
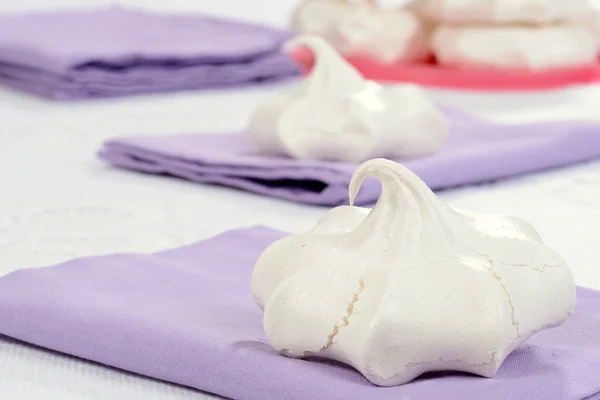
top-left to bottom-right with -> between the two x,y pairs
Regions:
248,35 -> 447,162
251,158 -> 576,386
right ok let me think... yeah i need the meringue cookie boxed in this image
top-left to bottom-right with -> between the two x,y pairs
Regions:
290,0 -> 363,36
252,158 -> 575,386
587,0 -> 600,48
249,35 -> 447,162
432,24 -> 598,70
291,0 -> 430,64
416,0 -> 593,24
326,7 -> 430,64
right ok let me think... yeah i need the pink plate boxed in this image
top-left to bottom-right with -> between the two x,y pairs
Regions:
289,46 -> 600,91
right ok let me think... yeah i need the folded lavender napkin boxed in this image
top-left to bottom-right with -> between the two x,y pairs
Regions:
0,226 -> 599,400
99,108 -> 600,205
0,8 -> 299,99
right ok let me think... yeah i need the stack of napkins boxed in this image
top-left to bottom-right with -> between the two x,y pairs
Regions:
0,227 -> 598,400
0,7 -> 299,99
99,108 -> 600,205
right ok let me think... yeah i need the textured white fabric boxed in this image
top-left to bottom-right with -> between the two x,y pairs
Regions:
1,0 -> 600,399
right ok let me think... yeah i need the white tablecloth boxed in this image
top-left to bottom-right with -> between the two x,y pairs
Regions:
1,1 -> 599,399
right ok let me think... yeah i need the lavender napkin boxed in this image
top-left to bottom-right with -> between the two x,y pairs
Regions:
0,8 -> 299,99
0,226 -> 599,400
99,108 -> 600,205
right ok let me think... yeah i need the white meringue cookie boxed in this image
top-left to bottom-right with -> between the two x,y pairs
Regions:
326,7 -> 430,64
290,0 -> 361,36
252,158 -> 575,387
416,0 -> 593,24
432,24 -> 598,70
587,0 -> 600,49
291,0 -> 430,64
377,0 -> 410,8
249,35 -> 447,162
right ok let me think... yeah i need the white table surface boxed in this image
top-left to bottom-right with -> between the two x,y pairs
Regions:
1,0 -> 600,399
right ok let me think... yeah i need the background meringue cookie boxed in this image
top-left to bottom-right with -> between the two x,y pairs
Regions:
587,0 -> 600,49
291,0 -> 431,63
290,0 -> 367,36
248,35 -> 447,162
432,24 -> 598,70
252,158 -> 576,387
416,0 -> 593,24
325,7 -> 430,64
377,0 -> 413,8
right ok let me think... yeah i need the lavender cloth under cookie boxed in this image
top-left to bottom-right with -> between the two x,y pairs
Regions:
99,108 -> 600,205
0,8 -> 299,99
0,226 -> 599,400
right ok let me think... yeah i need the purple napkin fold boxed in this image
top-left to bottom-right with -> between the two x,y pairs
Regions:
0,8 -> 299,99
0,226 -> 599,400
99,108 -> 600,205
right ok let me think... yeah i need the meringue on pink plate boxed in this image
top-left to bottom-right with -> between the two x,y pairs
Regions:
416,0 -> 593,25
432,24 -> 598,71
415,0 -> 599,70
290,0 -> 358,37
326,6 -> 430,64
291,0 -> 430,64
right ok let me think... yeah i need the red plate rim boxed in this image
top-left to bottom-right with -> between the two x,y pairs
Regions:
289,46 -> 600,91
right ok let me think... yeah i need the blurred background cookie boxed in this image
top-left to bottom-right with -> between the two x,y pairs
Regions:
432,24 -> 598,70
291,0 -> 431,64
